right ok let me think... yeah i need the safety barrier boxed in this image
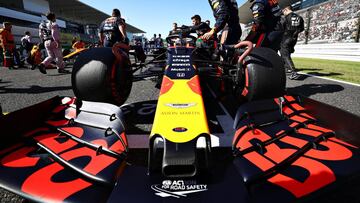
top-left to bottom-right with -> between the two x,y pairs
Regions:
292,43 -> 360,62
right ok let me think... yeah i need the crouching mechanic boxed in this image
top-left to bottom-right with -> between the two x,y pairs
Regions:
280,5 -> 304,80
99,9 -> 128,47
72,40 -> 86,51
202,0 -> 242,45
38,12 -> 69,74
245,0 -> 283,51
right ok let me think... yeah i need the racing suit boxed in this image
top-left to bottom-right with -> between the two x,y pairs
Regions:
0,28 -> 21,68
208,0 -> 242,45
40,20 -> 65,72
99,17 -> 127,47
280,12 -> 304,73
245,0 -> 283,51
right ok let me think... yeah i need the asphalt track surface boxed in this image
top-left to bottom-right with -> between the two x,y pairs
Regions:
0,62 -> 359,202
1,64 -> 359,116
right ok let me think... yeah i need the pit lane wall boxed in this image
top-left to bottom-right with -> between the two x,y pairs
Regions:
292,43 -> 360,62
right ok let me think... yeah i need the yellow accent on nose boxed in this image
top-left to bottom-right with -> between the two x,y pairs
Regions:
150,78 -> 209,143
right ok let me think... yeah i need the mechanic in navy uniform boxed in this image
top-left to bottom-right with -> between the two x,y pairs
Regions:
202,0 -> 242,45
187,15 -> 211,37
245,0 -> 283,51
99,9 -> 128,47
280,5 -> 304,80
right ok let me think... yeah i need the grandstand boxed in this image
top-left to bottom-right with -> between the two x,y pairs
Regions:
297,0 -> 359,44
0,0 -> 146,48
239,0 -> 360,61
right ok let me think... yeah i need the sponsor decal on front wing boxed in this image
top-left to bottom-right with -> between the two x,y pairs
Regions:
151,180 -> 207,198
164,103 -> 197,109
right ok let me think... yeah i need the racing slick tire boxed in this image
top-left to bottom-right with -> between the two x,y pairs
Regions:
236,47 -> 286,101
72,47 -> 132,106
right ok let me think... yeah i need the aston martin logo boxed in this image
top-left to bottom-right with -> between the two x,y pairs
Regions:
164,103 -> 197,109
151,180 -> 207,198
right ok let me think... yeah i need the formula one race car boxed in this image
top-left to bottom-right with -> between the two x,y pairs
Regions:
0,30 -> 359,203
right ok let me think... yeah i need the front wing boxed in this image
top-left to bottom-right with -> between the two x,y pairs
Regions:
0,95 -> 359,202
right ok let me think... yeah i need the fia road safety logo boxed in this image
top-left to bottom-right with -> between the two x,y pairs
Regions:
151,180 -> 207,198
